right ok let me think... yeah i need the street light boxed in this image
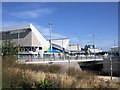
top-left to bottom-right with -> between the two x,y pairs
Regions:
69,44 -> 71,60
110,50 -> 113,80
68,44 -> 71,75
92,34 -> 95,59
114,40 -> 115,47
49,22 -> 52,60
18,30 -> 20,60
49,22 -> 52,52
62,38 -> 65,60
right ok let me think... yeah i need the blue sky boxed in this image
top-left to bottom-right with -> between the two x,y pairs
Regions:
2,2 -> 118,51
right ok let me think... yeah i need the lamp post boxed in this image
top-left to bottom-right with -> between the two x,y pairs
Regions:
69,45 -> 71,60
49,22 -> 52,60
68,44 -> 71,75
114,40 -> 115,47
18,30 -> 19,60
92,34 -> 95,60
62,38 -> 65,60
110,50 -> 113,80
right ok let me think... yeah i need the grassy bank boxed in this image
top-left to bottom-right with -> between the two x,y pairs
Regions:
2,59 -> 120,89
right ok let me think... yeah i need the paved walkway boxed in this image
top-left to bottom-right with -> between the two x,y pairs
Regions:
23,58 -> 103,64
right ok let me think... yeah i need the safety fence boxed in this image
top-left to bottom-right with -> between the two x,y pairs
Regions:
18,54 -> 103,62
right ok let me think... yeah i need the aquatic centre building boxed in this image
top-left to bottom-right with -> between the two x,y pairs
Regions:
1,23 -> 50,58
1,23 -> 79,59
1,23 -> 105,60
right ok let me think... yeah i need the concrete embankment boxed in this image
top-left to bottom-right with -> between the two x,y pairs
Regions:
52,62 -> 82,73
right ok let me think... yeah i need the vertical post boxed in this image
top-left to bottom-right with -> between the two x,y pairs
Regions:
93,34 -> 95,60
68,44 -> 70,75
62,38 -> 64,60
114,40 -> 115,57
77,44 -> 79,59
114,40 -> 115,47
110,53 -> 113,80
18,30 -> 19,60
49,22 -> 52,60
70,45 -> 71,60
68,54 -> 70,75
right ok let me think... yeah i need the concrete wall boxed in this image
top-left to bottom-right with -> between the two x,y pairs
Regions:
32,31 -> 41,47
103,57 -> 120,76
17,30 -> 32,46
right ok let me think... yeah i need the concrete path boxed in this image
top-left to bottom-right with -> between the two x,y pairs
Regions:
24,58 -> 103,64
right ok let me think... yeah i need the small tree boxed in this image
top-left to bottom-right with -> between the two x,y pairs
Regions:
2,40 -> 20,61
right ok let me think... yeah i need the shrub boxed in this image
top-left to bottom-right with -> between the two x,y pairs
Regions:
67,67 -> 81,77
48,64 -> 61,73
19,79 -> 33,89
35,79 -> 54,89
58,73 -> 76,88
2,40 -> 20,61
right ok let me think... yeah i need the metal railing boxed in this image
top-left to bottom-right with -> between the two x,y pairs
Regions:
18,54 -> 103,62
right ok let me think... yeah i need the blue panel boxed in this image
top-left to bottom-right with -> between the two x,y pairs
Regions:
45,47 -> 60,53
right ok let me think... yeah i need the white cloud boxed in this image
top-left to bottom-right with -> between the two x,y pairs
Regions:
70,37 -> 80,44
9,8 -> 56,19
34,24 -> 67,40
2,21 -> 29,27
3,21 -> 117,51
96,39 -> 118,51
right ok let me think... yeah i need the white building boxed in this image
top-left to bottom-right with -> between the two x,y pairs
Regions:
1,23 -> 49,58
66,44 -> 81,53
88,48 -> 102,53
51,38 -> 69,49
84,45 -> 102,54
2,23 -> 86,60
1,23 -> 72,59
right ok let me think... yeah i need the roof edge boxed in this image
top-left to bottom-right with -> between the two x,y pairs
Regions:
2,23 -> 31,31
